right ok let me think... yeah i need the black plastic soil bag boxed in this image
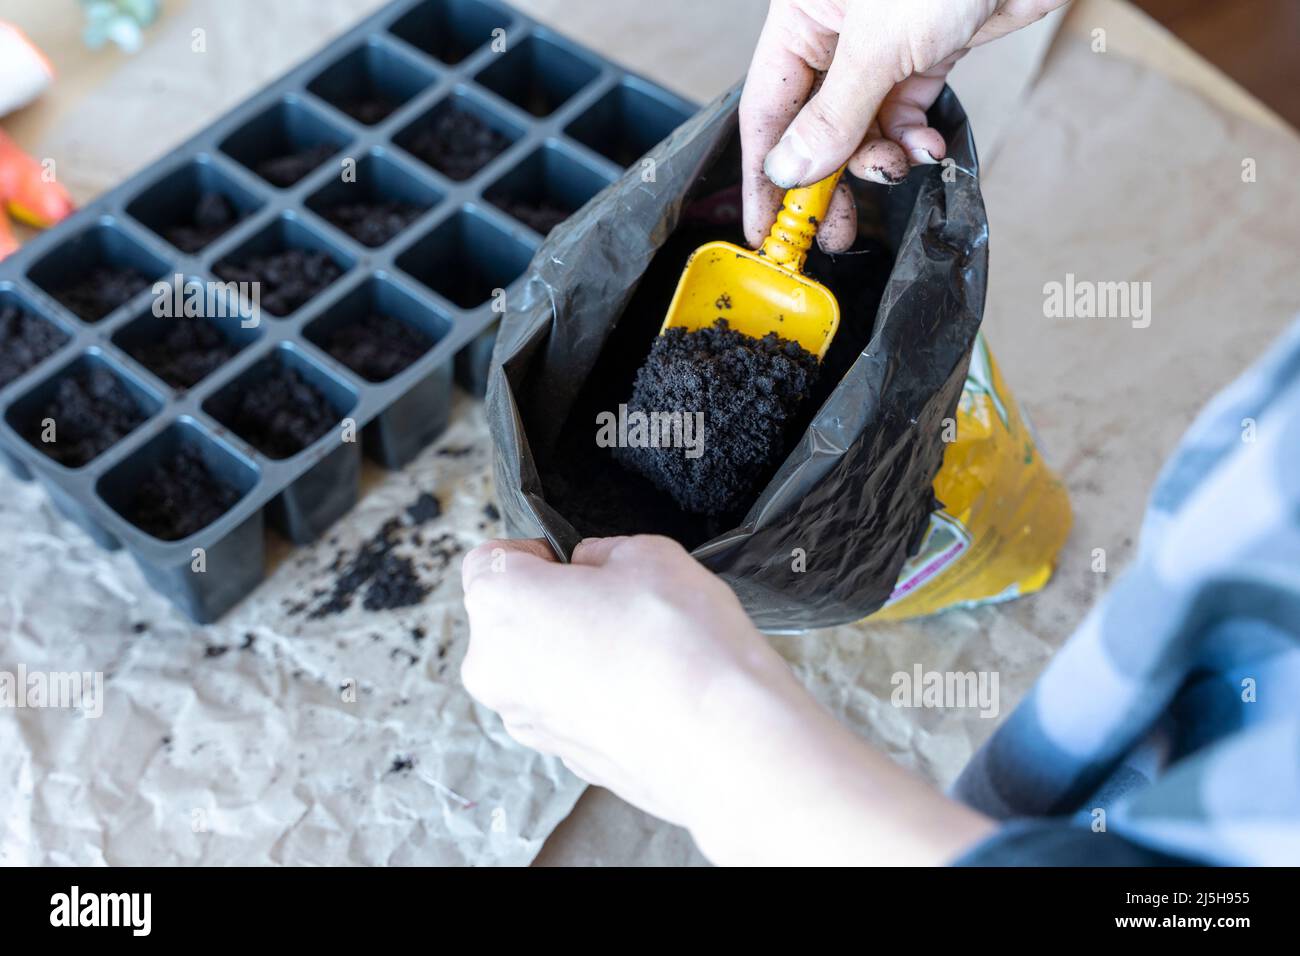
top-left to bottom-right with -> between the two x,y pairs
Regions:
487,84 -> 988,631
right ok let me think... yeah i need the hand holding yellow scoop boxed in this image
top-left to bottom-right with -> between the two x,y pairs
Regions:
659,166 -> 845,361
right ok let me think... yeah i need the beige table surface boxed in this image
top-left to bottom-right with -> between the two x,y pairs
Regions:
1,0 -> 1296,866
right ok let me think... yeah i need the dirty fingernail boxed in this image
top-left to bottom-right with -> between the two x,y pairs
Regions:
909,148 -> 939,165
863,164 -> 907,186
764,131 -> 812,188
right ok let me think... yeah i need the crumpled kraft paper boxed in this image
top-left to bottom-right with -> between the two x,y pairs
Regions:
0,400 -> 585,865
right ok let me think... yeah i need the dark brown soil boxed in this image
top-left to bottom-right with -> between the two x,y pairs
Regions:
50,267 -> 150,323
493,196 -> 571,236
125,446 -> 242,540
209,365 -> 340,459
336,95 -> 399,125
322,313 -> 433,382
125,317 -> 237,389
0,304 -> 67,389
214,249 -> 343,317
615,320 -> 818,516
163,193 -> 243,253
23,366 -> 149,467
255,143 -> 337,187
405,108 -> 509,181
303,493 -> 453,618
318,199 -> 423,247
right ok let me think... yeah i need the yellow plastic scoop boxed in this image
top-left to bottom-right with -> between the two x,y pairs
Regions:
660,167 -> 845,361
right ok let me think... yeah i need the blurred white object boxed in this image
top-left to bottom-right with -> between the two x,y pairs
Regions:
0,22 -> 54,117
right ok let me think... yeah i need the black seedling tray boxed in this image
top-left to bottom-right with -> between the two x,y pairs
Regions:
0,0 -> 696,622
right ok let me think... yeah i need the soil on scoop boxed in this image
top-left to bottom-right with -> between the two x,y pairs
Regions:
210,366 -> 340,459
322,313 -> 433,382
214,249 -> 343,317
615,319 -> 819,517
318,199 -> 423,247
164,193 -> 244,253
493,196 -> 571,236
125,317 -> 238,389
125,446 -> 242,541
540,215 -> 892,549
23,366 -> 149,467
336,95 -> 399,125
255,143 -> 337,188
405,108 -> 509,181
50,267 -> 150,323
0,304 -> 68,389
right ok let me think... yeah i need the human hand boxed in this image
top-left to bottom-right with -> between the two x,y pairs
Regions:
460,534 -> 994,865
741,0 -> 1067,252
461,535 -> 799,828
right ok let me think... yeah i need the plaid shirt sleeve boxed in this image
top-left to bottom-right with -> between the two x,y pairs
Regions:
951,318 -> 1300,867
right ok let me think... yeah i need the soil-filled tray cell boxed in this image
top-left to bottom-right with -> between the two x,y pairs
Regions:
306,150 -> 441,248
213,215 -> 354,318
395,208 -> 534,309
394,94 -> 522,181
98,420 -> 259,542
203,345 -> 357,460
7,351 -> 162,469
126,158 -> 264,254
308,37 -> 437,126
566,79 -> 695,168
220,97 -> 352,188
0,289 -> 71,391
389,0 -> 514,66
113,297 -> 262,391
26,221 -> 170,324
305,275 -> 449,382
485,143 -> 612,236
475,32 -> 599,117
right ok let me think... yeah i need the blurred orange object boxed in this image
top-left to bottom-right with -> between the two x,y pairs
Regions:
0,21 -> 75,261
0,129 -> 75,231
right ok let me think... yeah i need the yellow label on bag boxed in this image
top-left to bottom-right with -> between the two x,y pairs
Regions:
870,334 -> 1072,621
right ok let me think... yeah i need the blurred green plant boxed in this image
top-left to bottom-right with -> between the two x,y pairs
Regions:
80,0 -> 161,53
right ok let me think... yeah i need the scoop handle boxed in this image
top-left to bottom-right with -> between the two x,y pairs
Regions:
758,165 -> 846,273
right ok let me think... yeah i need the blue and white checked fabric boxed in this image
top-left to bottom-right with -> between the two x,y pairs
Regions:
953,318 -> 1300,866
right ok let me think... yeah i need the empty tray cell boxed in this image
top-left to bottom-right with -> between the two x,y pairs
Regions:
395,92 -> 521,181
220,97 -> 352,188
213,214 -> 354,318
308,37 -> 437,126
306,150 -> 441,248
98,419 -> 259,542
26,221 -> 169,323
203,344 -> 357,460
6,350 -> 161,469
390,0 -> 513,65
475,32 -> 599,117
0,287 -> 70,390
485,143 -> 613,236
305,274 -> 449,382
566,80 -> 693,167
112,287 -> 262,390
126,157 -> 264,254
396,208 -> 534,309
